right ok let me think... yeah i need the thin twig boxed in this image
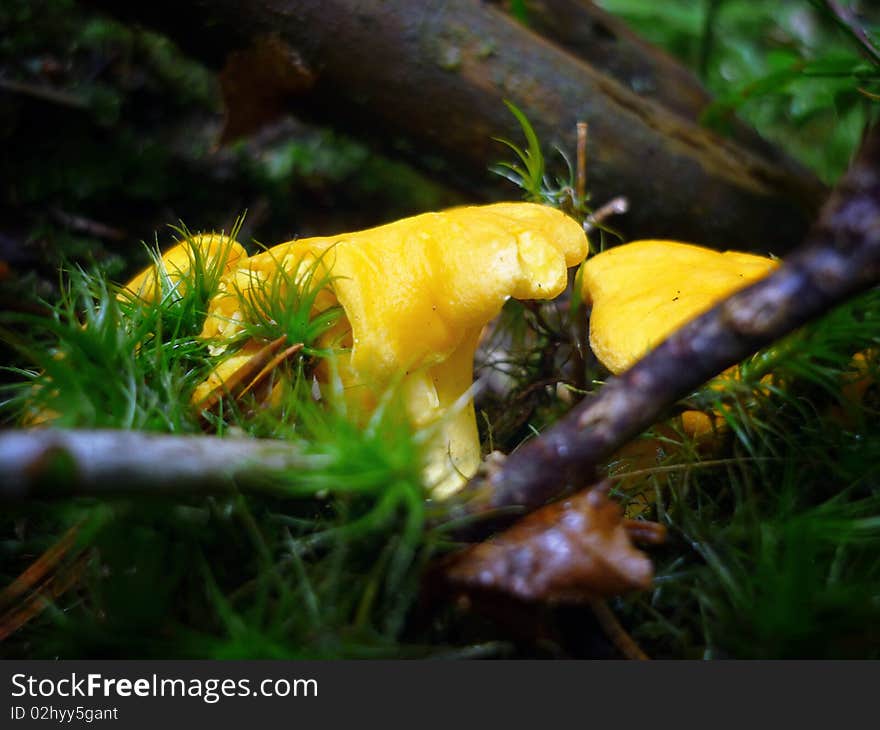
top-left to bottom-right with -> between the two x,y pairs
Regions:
583,196 -> 629,233
0,521 -> 90,641
0,553 -> 89,641
449,124 -> 880,538
0,523 -> 82,611
50,209 -> 126,241
590,599 -> 650,660
0,78 -> 89,110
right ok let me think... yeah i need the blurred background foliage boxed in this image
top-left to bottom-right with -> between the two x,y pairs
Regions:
0,0 -> 459,289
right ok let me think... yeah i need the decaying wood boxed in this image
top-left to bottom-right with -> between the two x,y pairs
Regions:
490,0 -> 804,173
0,429 -> 310,500
88,0 -> 822,251
450,124 -> 880,537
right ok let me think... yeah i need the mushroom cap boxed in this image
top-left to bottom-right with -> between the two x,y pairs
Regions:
581,240 -> 778,374
243,202 -> 587,380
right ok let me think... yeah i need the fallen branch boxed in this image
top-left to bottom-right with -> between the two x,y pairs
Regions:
490,0 -> 801,173
449,124 -> 880,537
87,0 -> 822,251
0,429 -> 311,501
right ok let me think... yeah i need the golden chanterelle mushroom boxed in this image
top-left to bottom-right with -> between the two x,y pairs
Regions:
581,240 -> 778,375
130,203 -> 588,498
581,239 -> 778,445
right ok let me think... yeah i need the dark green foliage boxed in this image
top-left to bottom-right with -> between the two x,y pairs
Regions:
507,0 -> 530,26
598,0 -> 880,182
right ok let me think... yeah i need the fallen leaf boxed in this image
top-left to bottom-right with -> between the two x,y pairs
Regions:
444,482 -> 660,603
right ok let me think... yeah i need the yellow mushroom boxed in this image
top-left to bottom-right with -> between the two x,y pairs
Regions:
581,239 -> 778,440
24,234 -> 246,428
579,240 -> 779,513
581,240 -> 779,375
197,202 -> 588,498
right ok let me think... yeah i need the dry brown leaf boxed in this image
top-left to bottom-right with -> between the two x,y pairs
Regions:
444,482 -> 661,603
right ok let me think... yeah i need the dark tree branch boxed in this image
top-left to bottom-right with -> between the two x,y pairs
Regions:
449,124 -> 880,537
86,0 -> 823,252
0,429 -> 310,500
492,0 -> 803,173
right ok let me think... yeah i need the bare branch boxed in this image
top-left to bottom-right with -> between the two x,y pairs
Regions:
583,196 -> 629,233
0,429 -> 311,501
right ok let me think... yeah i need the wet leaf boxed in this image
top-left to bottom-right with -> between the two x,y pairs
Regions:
444,483 -> 661,603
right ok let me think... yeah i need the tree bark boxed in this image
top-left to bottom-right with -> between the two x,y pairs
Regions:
88,0 -> 824,252
493,0 -> 714,122
491,0 -> 809,173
